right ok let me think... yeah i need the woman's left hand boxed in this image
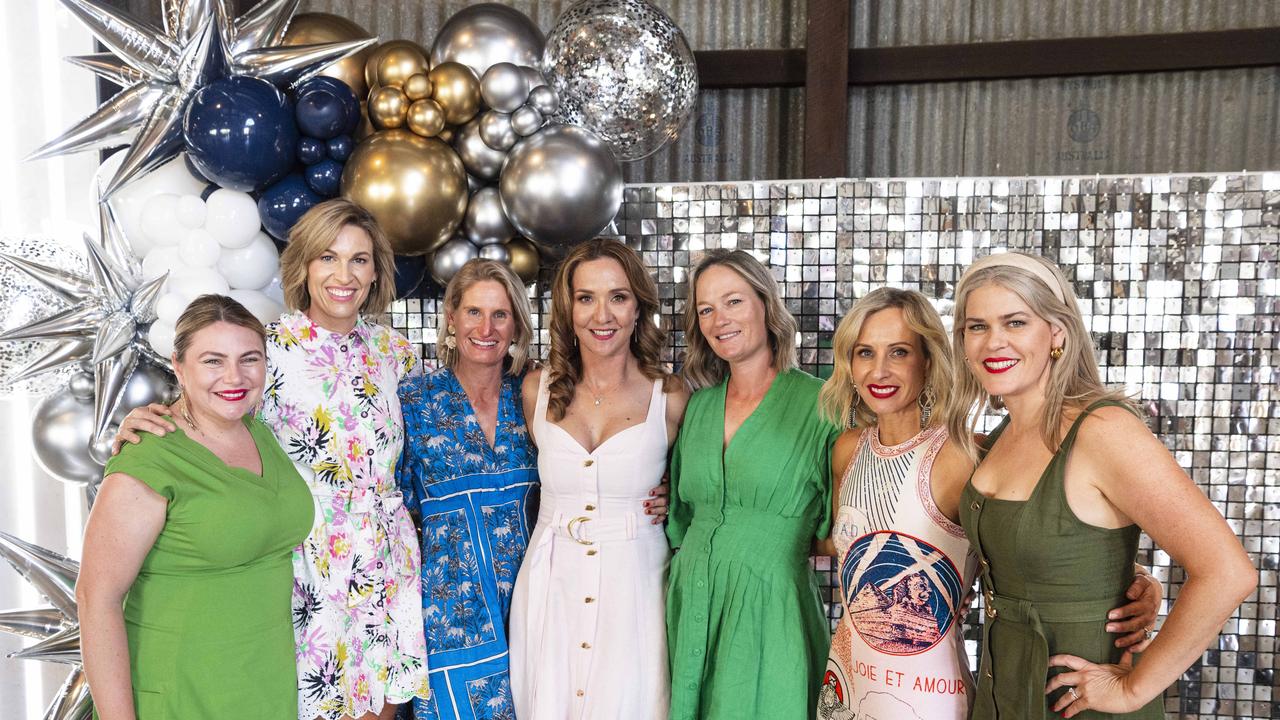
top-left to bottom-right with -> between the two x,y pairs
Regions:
644,478 -> 669,523
1045,652 -> 1143,718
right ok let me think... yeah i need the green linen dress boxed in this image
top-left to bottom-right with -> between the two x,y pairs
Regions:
666,369 -> 841,720
100,416 -> 315,719
959,401 -> 1164,719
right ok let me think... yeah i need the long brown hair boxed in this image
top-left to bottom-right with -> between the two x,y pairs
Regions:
545,238 -> 668,421
279,198 -> 396,316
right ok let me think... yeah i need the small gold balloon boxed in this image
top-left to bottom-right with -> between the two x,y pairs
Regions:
403,73 -> 433,101
340,130 -> 469,255
429,62 -> 482,126
406,99 -> 446,138
365,40 -> 431,91
283,13 -> 375,99
369,86 -> 409,130
437,127 -> 455,143
505,238 -> 541,284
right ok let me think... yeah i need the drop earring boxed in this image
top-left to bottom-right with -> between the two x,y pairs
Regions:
444,325 -> 457,350
918,383 -> 936,429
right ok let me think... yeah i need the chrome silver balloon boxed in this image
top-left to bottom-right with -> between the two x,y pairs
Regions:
479,243 -> 511,263
519,65 -> 547,91
463,187 -> 517,246
543,0 -> 698,161
480,62 -> 530,113
528,85 -> 560,115
499,124 -> 622,250
453,118 -> 509,181
430,237 -> 480,285
510,105 -> 544,137
67,371 -> 96,402
478,110 -> 518,151
30,390 -> 102,486
430,3 -> 545,76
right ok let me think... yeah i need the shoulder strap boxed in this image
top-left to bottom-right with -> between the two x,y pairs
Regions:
533,370 -> 552,429
1058,399 -> 1131,454
979,415 -> 1010,461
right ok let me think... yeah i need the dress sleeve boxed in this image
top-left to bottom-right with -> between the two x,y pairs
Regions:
665,409 -> 692,551
812,416 -> 842,541
390,329 -> 418,380
396,378 -> 425,520
103,440 -> 175,502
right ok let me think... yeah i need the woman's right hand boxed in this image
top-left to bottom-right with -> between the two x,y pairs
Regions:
110,403 -> 177,455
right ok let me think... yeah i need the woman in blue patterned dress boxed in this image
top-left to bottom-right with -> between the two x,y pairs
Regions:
397,260 -> 539,720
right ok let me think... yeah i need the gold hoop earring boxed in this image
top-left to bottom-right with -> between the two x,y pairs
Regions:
1050,346 -> 1064,360
178,393 -> 199,434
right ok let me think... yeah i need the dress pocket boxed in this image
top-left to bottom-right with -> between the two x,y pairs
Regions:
134,688 -> 167,720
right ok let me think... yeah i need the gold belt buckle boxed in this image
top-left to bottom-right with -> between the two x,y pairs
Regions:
566,516 -> 594,545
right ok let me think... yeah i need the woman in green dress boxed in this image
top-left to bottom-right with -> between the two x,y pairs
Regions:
79,295 -> 315,719
950,252 -> 1256,719
666,250 -> 841,719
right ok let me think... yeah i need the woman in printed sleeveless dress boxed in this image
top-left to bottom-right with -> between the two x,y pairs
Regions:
815,287 -> 1164,720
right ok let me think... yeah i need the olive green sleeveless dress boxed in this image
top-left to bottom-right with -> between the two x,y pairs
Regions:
958,401 -> 1164,719
99,416 -> 315,719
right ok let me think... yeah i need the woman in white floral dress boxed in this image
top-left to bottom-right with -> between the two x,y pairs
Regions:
115,199 -> 429,720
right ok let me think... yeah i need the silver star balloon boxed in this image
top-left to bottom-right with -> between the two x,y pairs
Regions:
0,203 -> 167,441
0,532 -> 89,720
29,0 -> 377,195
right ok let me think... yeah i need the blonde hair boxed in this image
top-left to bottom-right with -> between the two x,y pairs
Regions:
545,238 -> 669,421
681,250 -> 797,390
819,287 -> 954,430
173,294 -> 267,361
437,259 -> 534,375
279,198 -> 396,315
947,251 -> 1134,460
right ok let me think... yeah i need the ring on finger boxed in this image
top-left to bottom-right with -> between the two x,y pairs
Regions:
1068,687 -> 1080,701
1144,627 -> 1154,640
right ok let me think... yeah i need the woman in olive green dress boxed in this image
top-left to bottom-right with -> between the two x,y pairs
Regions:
950,252 -> 1256,719
79,295 -> 314,719
666,250 -> 841,719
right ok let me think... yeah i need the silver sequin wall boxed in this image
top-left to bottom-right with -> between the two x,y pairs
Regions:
391,171 -> 1279,720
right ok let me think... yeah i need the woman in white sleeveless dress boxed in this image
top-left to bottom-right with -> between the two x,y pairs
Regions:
509,239 -> 687,719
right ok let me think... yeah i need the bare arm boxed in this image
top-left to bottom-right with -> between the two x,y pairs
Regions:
77,473 -> 167,720
109,404 -> 176,455
814,428 -> 860,558
1047,407 -> 1256,717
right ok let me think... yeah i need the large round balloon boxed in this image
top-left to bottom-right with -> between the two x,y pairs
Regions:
31,391 -> 101,485
428,62 -> 482,126
283,13 -> 377,99
431,4 -> 545,76
499,124 -> 622,250
340,130 -> 468,255
543,0 -> 698,161
257,174 -> 323,240
184,76 -> 299,192
294,76 -> 360,139
431,237 -> 479,285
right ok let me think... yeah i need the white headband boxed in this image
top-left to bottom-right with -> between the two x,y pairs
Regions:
964,252 -> 1067,304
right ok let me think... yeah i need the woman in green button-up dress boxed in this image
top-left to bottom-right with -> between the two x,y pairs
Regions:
666,250 -> 841,719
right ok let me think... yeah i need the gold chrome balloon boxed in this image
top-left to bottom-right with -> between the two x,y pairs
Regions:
437,127 -> 456,143
282,13 -> 377,99
340,130 -> 469,255
505,238 -> 541,284
403,73 -> 433,101
429,62 -> 482,126
364,40 -> 431,92
354,102 -> 375,140
407,99 -> 446,138
369,86 -> 409,130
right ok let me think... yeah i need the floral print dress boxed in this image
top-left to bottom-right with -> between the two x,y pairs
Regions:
262,311 -> 430,720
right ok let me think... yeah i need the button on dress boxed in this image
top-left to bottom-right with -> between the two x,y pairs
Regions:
666,369 -> 841,719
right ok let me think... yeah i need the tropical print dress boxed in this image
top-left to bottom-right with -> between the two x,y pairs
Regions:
397,367 -> 539,720
262,311 -> 430,720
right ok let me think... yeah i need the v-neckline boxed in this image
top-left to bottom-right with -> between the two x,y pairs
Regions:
449,370 -> 509,454
719,369 -> 786,456
172,415 -> 271,485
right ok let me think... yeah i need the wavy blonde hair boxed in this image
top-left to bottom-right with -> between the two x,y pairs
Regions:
437,259 -> 534,375
681,249 -> 797,390
546,238 -> 669,421
279,198 -> 396,316
947,251 -> 1134,460
819,287 -> 954,430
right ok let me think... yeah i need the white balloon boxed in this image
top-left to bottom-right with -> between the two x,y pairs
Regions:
147,320 -> 177,358
228,289 -> 286,325
155,292 -> 187,324
101,153 -> 206,253
176,194 -> 207,229
141,246 -> 186,280
169,267 -> 231,305
217,232 -> 279,290
204,189 -> 261,249
140,194 -> 184,247
180,228 -> 221,268
261,272 -> 286,304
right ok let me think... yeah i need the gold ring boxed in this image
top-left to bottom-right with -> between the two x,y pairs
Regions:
566,516 -> 594,545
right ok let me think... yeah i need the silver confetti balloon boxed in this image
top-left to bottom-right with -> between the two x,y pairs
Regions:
478,110 -> 518,151
528,85 -> 560,115
499,124 -> 622,251
463,187 -> 517,246
431,4 -> 545,77
454,118 -> 509,181
510,105 -> 544,137
479,243 -> 511,263
431,237 -> 480,285
30,390 -> 102,485
543,0 -> 698,161
480,62 -> 530,113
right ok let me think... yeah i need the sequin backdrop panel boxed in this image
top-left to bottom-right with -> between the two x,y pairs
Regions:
391,171 -> 1279,720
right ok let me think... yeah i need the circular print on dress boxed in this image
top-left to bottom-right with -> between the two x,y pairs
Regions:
840,530 -> 963,656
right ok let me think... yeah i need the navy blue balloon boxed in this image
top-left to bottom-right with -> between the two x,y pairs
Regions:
184,76 -> 298,192
297,137 -> 325,165
294,76 -> 360,140
257,173 -> 323,240
326,135 -> 353,162
392,254 -> 429,299
304,159 -> 343,198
